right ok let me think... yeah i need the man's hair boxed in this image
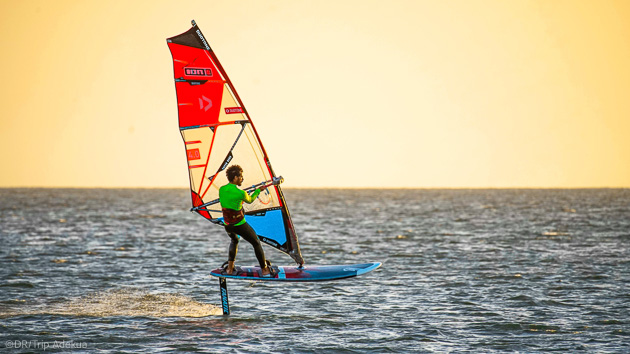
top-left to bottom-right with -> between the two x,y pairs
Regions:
226,165 -> 243,182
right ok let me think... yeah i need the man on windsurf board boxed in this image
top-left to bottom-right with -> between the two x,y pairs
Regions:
219,165 -> 274,277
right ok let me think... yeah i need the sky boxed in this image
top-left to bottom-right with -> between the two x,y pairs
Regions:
1,0 -> 629,188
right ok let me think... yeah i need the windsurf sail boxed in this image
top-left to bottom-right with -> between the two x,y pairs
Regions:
167,21 -> 304,266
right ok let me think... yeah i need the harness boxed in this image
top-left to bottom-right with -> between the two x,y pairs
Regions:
222,207 -> 244,225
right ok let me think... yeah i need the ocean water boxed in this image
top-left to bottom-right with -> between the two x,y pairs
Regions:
0,188 -> 628,352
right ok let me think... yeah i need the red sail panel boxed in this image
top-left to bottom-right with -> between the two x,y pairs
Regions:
168,44 -> 225,128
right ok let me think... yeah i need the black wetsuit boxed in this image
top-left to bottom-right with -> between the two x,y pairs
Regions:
224,223 -> 266,268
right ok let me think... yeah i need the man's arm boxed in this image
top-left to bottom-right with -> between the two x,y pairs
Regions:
242,188 -> 261,204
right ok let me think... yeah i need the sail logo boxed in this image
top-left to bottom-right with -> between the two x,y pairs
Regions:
199,95 -> 212,111
225,107 -> 244,114
260,237 -> 279,247
220,287 -> 229,314
185,67 -> 213,77
196,29 -> 210,50
187,149 -> 201,161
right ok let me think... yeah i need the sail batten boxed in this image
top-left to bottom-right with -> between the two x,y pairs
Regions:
168,21 -> 304,265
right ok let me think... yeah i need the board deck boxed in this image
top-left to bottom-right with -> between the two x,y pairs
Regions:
210,262 -> 381,282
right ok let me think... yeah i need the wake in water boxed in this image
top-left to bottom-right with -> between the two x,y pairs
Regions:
2,289 -> 222,318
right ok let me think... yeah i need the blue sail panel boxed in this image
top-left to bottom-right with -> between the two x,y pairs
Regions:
245,209 -> 288,250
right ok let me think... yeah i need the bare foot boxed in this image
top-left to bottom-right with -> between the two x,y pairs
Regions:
261,266 -> 271,276
224,261 -> 235,275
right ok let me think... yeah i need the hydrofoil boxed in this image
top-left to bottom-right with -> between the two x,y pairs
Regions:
210,263 -> 381,315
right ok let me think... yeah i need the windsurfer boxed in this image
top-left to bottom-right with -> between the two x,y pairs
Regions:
219,165 -> 273,277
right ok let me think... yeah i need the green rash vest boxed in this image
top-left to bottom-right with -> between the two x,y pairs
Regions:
219,183 -> 261,226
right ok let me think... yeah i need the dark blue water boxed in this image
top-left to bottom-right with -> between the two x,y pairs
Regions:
1,188 -> 629,352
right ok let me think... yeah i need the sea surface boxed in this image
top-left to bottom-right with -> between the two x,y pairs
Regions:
0,188 -> 629,352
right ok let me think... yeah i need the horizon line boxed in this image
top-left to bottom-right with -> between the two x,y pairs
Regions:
1,185 -> 628,190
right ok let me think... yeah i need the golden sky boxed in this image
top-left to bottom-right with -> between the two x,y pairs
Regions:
1,0 -> 629,188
